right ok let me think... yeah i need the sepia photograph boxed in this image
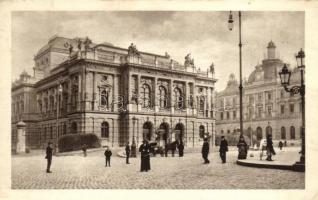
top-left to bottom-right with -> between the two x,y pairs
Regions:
9,10 -> 306,190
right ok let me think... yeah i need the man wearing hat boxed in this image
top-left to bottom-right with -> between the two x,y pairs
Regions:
219,136 -> 229,163
45,142 -> 53,173
201,137 -> 210,164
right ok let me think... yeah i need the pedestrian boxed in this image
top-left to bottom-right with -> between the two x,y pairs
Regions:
171,141 -> 176,157
201,137 -> 210,164
259,138 -> 267,160
219,136 -> 228,163
45,142 -> 53,173
125,142 -> 131,164
139,140 -> 151,172
177,141 -> 184,157
237,135 -> 248,159
82,143 -> 87,157
104,146 -> 112,167
284,140 -> 287,147
266,135 -> 276,161
278,141 -> 283,150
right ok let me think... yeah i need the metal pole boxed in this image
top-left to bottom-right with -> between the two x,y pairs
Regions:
300,67 -> 305,163
238,11 -> 244,137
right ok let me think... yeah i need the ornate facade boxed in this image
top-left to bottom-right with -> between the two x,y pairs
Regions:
216,41 -> 302,145
11,36 -> 217,150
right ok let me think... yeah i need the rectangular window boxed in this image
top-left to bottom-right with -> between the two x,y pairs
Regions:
290,104 -> 294,113
268,93 -> 272,100
227,111 -> 230,119
267,106 -> 272,116
258,93 -> 262,101
233,111 -> 236,119
220,112 -> 223,120
281,105 -> 285,114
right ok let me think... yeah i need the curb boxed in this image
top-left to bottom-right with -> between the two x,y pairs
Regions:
236,160 -> 295,171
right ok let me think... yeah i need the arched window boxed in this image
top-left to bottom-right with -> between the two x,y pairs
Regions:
101,122 -> 109,138
199,125 -> 205,138
290,126 -> 295,140
256,127 -> 262,140
174,87 -> 184,109
281,127 -> 286,139
199,96 -> 205,111
63,123 -> 67,135
141,84 -> 151,108
159,86 -> 168,108
266,126 -> 272,137
50,126 -> 53,139
71,122 -> 77,134
100,89 -> 109,108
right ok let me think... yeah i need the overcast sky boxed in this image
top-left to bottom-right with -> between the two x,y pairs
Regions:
12,11 -> 304,90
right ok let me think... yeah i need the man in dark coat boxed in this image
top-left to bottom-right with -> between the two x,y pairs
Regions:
139,140 -> 151,172
104,146 -> 112,167
219,136 -> 229,163
177,141 -> 184,157
266,135 -> 275,161
82,144 -> 87,157
278,141 -> 283,150
125,142 -> 131,164
201,138 -> 210,164
45,142 -> 53,173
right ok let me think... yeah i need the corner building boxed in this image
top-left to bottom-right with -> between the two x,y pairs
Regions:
11,36 -> 217,150
216,41 -> 302,145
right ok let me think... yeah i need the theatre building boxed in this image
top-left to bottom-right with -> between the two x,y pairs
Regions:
215,41 -> 302,146
11,35 -> 217,150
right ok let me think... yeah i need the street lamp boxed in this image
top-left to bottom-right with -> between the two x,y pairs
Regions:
131,116 -> 137,157
279,49 -> 305,171
228,11 -> 244,138
55,83 -> 63,153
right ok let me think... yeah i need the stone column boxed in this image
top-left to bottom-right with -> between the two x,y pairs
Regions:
93,72 -> 97,110
78,73 -> 82,111
127,70 -> 132,111
170,80 -> 174,114
16,121 -> 26,153
185,82 -> 189,114
154,77 -> 158,112
67,79 -> 72,113
137,75 -> 141,112
113,74 -> 118,111
193,83 -> 197,115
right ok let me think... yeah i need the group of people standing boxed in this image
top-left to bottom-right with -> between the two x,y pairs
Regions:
201,136 -> 229,164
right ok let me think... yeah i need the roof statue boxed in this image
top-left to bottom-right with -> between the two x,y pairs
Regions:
83,36 -> 92,51
77,39 -> 82,51
128,43 -> 140,56
210,62 -> 215,74
184,53 -> 194,66
165,52 -> 170,59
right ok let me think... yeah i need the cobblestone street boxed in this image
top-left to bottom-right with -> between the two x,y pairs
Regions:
11,148 -> 304,189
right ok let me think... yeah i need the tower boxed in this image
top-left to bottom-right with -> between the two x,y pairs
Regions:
267,40 -> 276,59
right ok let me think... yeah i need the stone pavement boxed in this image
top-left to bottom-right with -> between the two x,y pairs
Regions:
237,147 -> 301,170
11,148 -> 304,189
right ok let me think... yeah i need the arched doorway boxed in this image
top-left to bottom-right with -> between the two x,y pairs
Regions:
142,122 -> 153,141
256,127 -> 262,141
281,126 -> 286,140
157,123 -> 169,146
266,126 -> 272,138
290,126 -> 295,140
174,123 -> 184,142
247,127 -> 252,139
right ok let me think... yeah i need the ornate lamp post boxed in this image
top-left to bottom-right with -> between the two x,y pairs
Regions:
279,49 -> 305,171
228,11 -> 244,138
131,116 -> 137,157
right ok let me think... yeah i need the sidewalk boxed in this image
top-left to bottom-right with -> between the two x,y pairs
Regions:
236,147 -> 304,171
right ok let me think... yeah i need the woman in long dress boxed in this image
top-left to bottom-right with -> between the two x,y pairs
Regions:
139,140 -> 151,172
